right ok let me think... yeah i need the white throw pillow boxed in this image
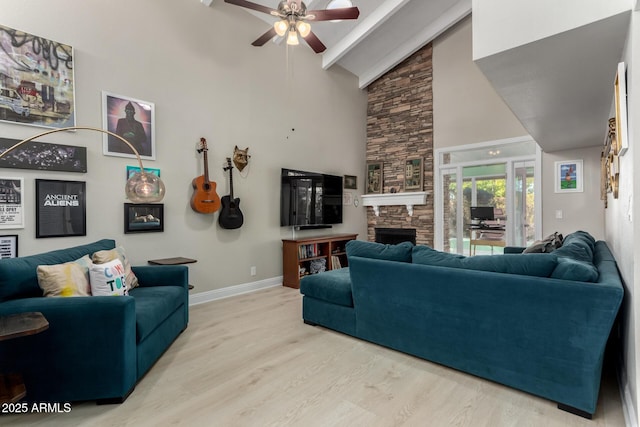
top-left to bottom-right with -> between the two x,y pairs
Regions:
92,246 -> 139,291
89,259 -> 128,296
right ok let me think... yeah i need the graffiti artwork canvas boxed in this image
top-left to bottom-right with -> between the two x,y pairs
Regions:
0,24 -> 75,128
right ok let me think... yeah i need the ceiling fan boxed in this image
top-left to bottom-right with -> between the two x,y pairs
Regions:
224,0 -> 360,53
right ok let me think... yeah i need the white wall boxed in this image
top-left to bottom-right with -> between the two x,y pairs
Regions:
0,0 -> 368,294
472,0 -> 631,60
433,16 -> 606,240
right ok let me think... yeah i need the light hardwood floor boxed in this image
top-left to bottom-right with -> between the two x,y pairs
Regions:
3,286 -> 626,426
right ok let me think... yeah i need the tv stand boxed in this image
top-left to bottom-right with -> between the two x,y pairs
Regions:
282,233 -> 357,288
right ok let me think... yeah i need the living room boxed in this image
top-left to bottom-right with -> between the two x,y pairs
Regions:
0,0 -> 638,425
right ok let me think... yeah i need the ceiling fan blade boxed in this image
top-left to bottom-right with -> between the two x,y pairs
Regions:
251,28 -> 277,46
224,0 -> 278,15
302,30 -> 327,53
307,7 -> 360,21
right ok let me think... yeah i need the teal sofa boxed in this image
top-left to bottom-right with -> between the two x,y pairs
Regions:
0,239 -> 189,403
300,231 -> 623,418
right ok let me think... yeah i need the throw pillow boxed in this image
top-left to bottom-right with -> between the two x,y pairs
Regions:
412,245 -> 557,278
89,259 -> 128,296
346,240 -> 413,263
523,232 -> 563,253
36,255 -> 93,297
551,257 -> 599,282
92,246 -> 139,290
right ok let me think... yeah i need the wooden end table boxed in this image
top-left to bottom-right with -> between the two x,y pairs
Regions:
148,257 -> 197,290
0,312 -> 49,403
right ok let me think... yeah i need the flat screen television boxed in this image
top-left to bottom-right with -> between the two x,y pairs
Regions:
280,168 -> 343,228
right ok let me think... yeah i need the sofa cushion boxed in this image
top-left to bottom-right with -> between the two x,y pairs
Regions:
300,268 -> 353,307
0,239 -> 116,302
346,240 -> 412,263
558,231 -> 595,262
551,257 -> 599,282
89,259 -> 128,296
412,245 -> 557,277
129,285 -> 185,343
92,246 -> 139,291
36,255 -> 92,297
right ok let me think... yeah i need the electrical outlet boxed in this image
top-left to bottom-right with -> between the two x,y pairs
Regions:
250,266 -> 256,276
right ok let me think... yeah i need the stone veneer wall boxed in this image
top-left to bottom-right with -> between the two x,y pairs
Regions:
366,43 -> 434,245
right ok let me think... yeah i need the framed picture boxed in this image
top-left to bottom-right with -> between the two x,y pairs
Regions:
555,160 -> 583,193
366,162 -> 383,194
614,62 -> 628,157
0,178 -> 24,229
36,179 -> 86,238
0,137 -> 87,173
0,24 -> 75,129
344,175 -> 357,190
0,235 -> 18,258
404,157 -> 423,191
102,91 -> 155,160
124,203 -> 163,233
126,166 -> 160,179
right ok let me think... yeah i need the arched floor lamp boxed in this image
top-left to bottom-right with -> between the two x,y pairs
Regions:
0,126 -> 165,203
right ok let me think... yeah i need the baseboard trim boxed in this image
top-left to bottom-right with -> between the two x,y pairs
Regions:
188,276 -> 283,306
618,362 -> 638,427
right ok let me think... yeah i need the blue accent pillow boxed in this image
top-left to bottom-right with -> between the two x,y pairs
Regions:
412,245 -> 557,277
346,240 -> 413,263
550,257 -> 599,282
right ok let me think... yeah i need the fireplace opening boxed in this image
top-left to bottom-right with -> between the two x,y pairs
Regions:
375,228 -> 416,245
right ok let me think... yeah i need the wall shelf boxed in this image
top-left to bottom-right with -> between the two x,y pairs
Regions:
361,191 -> 429,217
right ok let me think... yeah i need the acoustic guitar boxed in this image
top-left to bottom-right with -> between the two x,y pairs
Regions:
190,138 -> 221,214
218,157 -> 244,229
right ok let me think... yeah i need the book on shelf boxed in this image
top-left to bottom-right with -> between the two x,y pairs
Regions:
331,255 -> 342,270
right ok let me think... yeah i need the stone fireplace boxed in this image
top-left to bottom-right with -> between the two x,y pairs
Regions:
375,228 -> 417,245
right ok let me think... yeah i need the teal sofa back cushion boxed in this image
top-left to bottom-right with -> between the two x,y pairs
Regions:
0,239 -> 116,302
551,257 -> 599,282
346,240 -> 413,263
412,245 -> 557,277
550,231 -> 599,282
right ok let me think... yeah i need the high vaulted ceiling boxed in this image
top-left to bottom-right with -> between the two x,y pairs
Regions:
206,0 -> 471,89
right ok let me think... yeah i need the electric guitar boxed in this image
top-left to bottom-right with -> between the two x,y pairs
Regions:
218,157 -> 244,229
190,138 -> 221,214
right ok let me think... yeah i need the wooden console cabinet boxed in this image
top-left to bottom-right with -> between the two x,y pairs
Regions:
282,233 -> 357,289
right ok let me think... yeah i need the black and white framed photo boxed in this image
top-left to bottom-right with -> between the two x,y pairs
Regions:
0,177 -> 24,229
124,203 -> 163,233
0,138 -> 87,173
36,179 -> 86,238
344,175 -> 357,190
0,235 -> 18,258
102,91 -> 156,160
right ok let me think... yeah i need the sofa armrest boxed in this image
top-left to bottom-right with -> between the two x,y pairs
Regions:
0,296 -> 137,402
131,265 -> 189,289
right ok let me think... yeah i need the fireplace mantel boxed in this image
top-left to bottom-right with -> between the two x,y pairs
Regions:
361,191 -> 429,217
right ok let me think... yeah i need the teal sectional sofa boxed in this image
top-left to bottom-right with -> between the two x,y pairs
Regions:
0,239 -> 189,403
300,231 -> 623,418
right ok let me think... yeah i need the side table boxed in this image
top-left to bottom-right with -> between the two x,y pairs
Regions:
148,257 -> 197,290
0,312 -> 49,403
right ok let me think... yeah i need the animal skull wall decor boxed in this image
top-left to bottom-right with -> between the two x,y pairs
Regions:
233,146 -> 250,171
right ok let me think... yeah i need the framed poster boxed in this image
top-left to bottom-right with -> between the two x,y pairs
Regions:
366,162 -> 382,194
614,62 -> 628,157
0,178 -> 24,229
102,91 -> 155,160
126,165 -> 160,179
0,24 -> 75,128
555,160 -> 583,193
0,137 -> 87,172
404,157 -> 423,191
36,179 -> 86,238
0,235 -> 18,258
124,203 -> 163,233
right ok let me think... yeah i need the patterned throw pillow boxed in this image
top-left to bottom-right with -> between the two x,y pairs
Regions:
92,246 -> 139,290
89,259 -> 128,296
36,255 -> 93,297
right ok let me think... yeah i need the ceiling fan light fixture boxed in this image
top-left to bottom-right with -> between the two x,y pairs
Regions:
274,19 -> 288,37
296,21 -> 311,38
286,29 -> 299,46
326,0 -> 353,22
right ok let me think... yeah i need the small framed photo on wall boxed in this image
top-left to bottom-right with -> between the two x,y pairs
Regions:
344,175 -> 357,190
366,162 -> 382,194
124,203 -> 164,233
0,177 -> 24,229
102,91 -> 156,160
555,160 -> 583,193
404,157 -> 423,191
0,235 -> 18,259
